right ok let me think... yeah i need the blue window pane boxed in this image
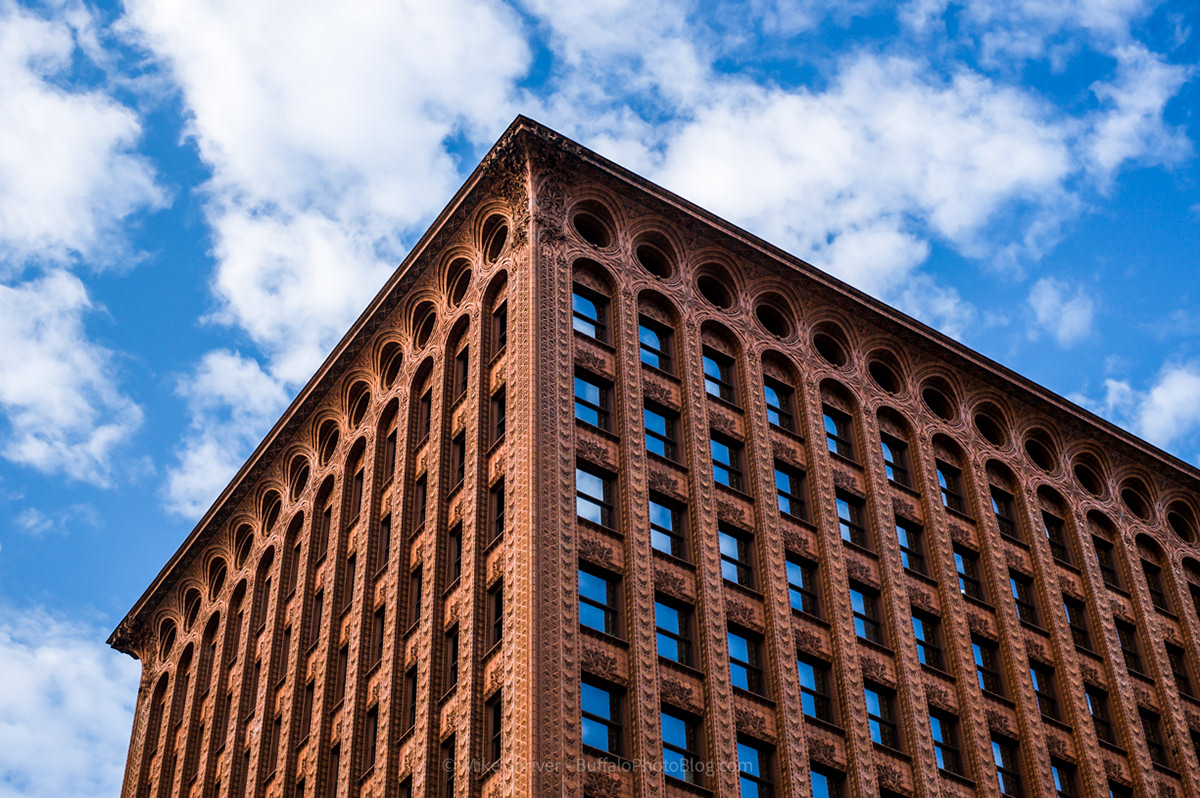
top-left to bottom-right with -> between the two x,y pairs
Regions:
811,770 -> 833,798
797,660 -> 817,716
656,603 -> 681,635
579,570 -> 608,604
661,711 -> 688,747
738,742 -> 762,776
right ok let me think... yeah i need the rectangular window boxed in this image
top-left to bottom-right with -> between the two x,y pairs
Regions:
489,478 -> 505,544
1010,571 -> 1038,625
439,737 -> 455,798
992,487 -> 1019,539
702,348 -> 736,403
823,406 -> 854,459
371,605 -> 385,665
644,403 -> 679,460
408,568 -> 422,627
811,768 -> 840,798
1064,595 -> 1091,649
955,547 -> 985,602
638,317 -> 673,373
930,710 -> 962,774
836,492 -> 868,548
576,466 -> 615,529
454,347 -> 469,401
774,462 -> 807,520
450,432 -> 466,488
973,637 -> 1004,696
851,585 -> 883,645
317,506 -> 332,560
728,628 -> 765,695
444,626 -> 459,691
1143,560 -> 1169,611
383,429 -> 397,484
488,581 -> 503,647
786,554 -> 819,616
287,541 -> 302,596
896,519 -> 925,574
710,434 -> 744,491
377,515 -> 391,571
491,388 -> 506,444
865,683 -> 899,748
574,372 -> 611,430
418,390 -> 432,441
342,555 -> 356,612
334,645 -> 348,701
937,461 -> 966,514
797,656 -> 834,722
1116,620 -> 1142,673
1094,537 -> 1120,588
649,496 -> 685,559
1030,662 -> 1058,719
1086,685 -> 1114,744
580,678 -> 621,755
364,705 -> 379,768
350,468 -> 365,522
485,693 -> 502,767
880,434 -> 909,486
661,707 -> 702,785
446,524 -> 462,584
1142,708 -> 1168,766
737,740 -> 773,798
328,745 -> 340,798
572,285 -> 608,341
301,681 -> 314,739
404,666 -> 417,730
719,526 -> 755,588
655,598 -> 692,665
579,565 -> 619,636
1051,759 -> 1077,798
1043,511 -> 1070,563
992,737 -> 1023,798
308,591 -> 323,649
492,300 -> 507,353
413,475 -> 428,530
763,378 -> 795,431
912,610 -> 943,670
1167,642 -> 1192,696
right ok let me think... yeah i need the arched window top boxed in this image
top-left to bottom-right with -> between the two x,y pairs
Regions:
202,611 -> 221,643
288,455 -> 310,501
1183,557 -> 1200,587
445,255 -> 472,306
1023,428 -> 1058,474
317,419 -> 340,466
572,257 -> 615,295
411,301 -> 437,349
1072,452 -> 1107,498
985,459 -> 1018,492
570,200 -> 616,249
632,230 -> 677,279
182,588 -> 202,632
1087,509 -> 1118,541
379,341 -> 403,389
1136,533 -> 1165,564
1037,485 -> 1067,516
637,288 -> 681,329
700,319 -> 740,357
284,512 -> 305,545
1167,500 -> 1197,544
921,376 -> 959,422
819,377 -> 857,415
207,557 -> 227,600
347,381 -> 371,428
876,406 -> 914,441
158,619 -> 177,659
931,432 -> 966,465
234,525 -> 255,569
867,349 -> 905,395
972,401 -> 1008,447
695,262 -> 737,310
1120,477 -> 1154,521
260,490 -> 282,532
762,350 -> 801,387
812,322 -> 851,369
754,292 -> 795,340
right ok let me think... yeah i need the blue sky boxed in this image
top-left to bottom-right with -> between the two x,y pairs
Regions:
0,0 -> 1196,793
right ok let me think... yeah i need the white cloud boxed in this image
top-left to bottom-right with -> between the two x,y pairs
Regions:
1027,276 -> 1095,346
0,604 -> 140,798
0,271 -> 142,486
163,349 -> 290,518
1085,44 -> 1193,178
0,0 -> 164,270
1085,365 -> 1200,456
12,503 -> 100,538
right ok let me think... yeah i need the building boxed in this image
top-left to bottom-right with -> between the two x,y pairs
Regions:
110,116 -> 1200,798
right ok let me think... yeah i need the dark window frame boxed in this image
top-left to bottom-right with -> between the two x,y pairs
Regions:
823,406 -> 855,460
572,284 -> 609,343
574,371 -> 612,431
763,377 -> 795,431
880,433 -> 910,486
638,316 -> 673,373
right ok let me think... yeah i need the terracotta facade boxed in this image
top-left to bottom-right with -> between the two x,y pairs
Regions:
112,118 -> 1200,798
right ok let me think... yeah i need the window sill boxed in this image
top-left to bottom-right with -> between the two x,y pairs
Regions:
961,593 -> 993,611
803,715 -> 845,736
1128,667 -> 1155,685
858,637 -> 893,655
723,579 -> 764,602
358,764 -> 376,783
487,432 -> 506,455
664,775 -> 712,796
448,479 -> 464,499
1152,762 -> 1180,778
640,360 -> 680,384
577,515 -> 623,540
442,577 -> 461,597
575,417 -> 619,442
328,698 -> 344,715
580,624 -> 628,649
366,659 -> 382,678
574,329 -> 616,354
1041,715 -> 1072,733
295,733 -> 309,751
1000,533 -> 1029,550
841,538 -> 878,559
646,449 -> 687,472
1018,619 -> 1048,635
731,686 -> 774,707
713,481 -> 754,503
921,663 -> 955,681
482,640 -> 503,662
938,768 -> 975,788
1098,739 -> 1126,755
872,742 -> 910,762
651,547 -> 695,571
1053,557 -> 1080,573
943,505 -> 975,524
704,393 -> 743,415
903,567 -> 937,586
1153,605 -> 1177,620
483,530 -> 505,555
1074,643 -> 1102,661
792,608 -> 829,628
403,620 -> 420,639
488,347 -> 506,366
659,656 -> 705,680
439,683 -> 458,704
1104,582 -> 1131,598
827,451 -> 862,470
887,478 -> 920,497
778,508 -> 812,527
768,423 -> 805,445
981,689 -> 1015,708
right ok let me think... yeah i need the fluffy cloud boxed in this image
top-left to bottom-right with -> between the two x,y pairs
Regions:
1087,364 -> 1200,457
0,0 -> 163,270
1028,277 -> 1095,346
163,349 -> 291,518
0,271 -> 143,486
0,604 -> 140,798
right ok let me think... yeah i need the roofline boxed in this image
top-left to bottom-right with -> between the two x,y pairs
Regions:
111,114 -> 1200,651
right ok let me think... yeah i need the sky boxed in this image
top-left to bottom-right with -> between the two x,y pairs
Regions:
0,0 -> 1196,794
